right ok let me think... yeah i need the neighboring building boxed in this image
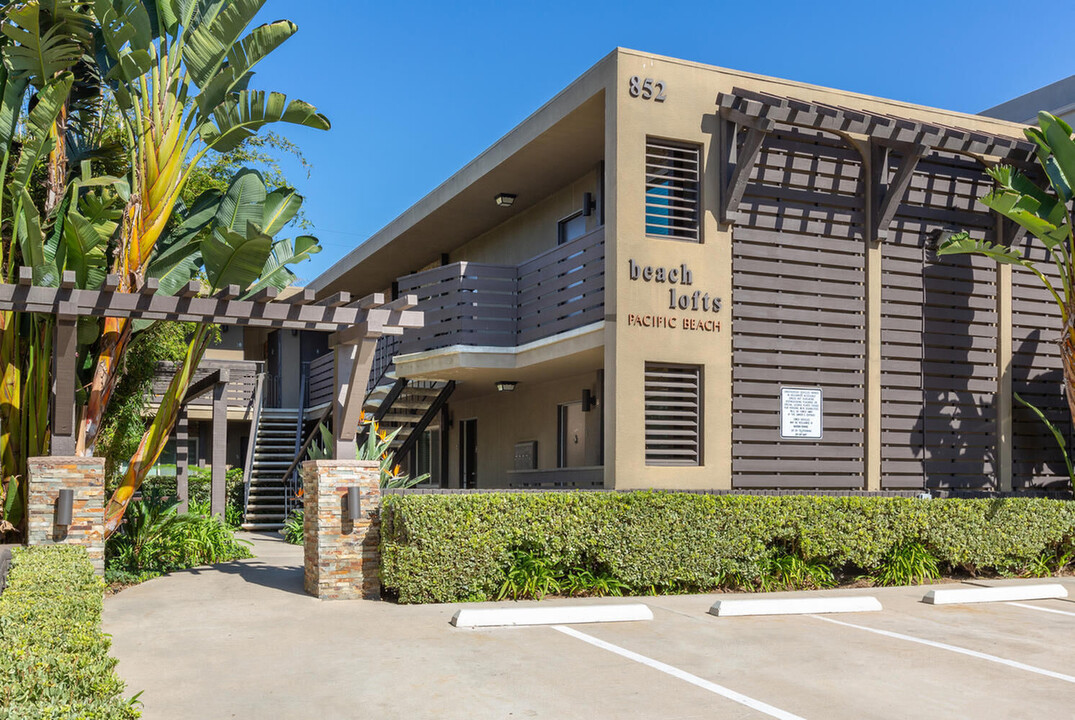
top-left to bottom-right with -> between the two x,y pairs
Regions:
187,48 -> 1071,527
981,74 -> 1075,125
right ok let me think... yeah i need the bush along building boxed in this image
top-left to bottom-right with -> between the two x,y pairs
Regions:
218,48 -> 1071,515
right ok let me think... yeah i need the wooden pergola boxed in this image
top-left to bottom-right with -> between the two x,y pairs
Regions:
0,267 -> 422,515
715,87 -> 1039,241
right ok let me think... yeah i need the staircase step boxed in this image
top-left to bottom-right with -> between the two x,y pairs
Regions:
241,522 -> 285,531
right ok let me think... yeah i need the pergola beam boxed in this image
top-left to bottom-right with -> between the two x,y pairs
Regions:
717,88 -> 1036,165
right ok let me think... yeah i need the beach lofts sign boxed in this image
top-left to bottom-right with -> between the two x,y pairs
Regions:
624,259 -> 722,333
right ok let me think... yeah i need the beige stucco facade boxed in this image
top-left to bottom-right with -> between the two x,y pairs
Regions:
311,48 -> 1035,492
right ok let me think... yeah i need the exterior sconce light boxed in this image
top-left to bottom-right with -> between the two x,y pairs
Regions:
344,486 -> 361,521
56,488 -> 74,527
582,388 -> 597,412
496,380 -> 518,392
494,193 -> 517,208
582,192 -> 596,217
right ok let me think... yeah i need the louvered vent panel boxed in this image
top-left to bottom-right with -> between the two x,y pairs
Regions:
645,139 -> 701,241
645,363 -> 702,466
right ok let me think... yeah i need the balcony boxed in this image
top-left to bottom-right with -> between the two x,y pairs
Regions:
151,359 -> 264,420
371,227 -> 605,385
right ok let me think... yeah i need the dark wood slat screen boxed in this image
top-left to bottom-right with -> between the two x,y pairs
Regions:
882,150 -> 998,490
644,363 -> 702,466
645,138 -> 701,241
1011,232 -> 1072,489
731,127 -> 865,489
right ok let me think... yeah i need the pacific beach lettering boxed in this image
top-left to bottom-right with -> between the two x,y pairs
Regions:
625,259 -> 723,333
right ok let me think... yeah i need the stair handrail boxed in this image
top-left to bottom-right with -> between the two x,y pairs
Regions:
241,372 -> 268,515
285,364 -> 310,518
281,403 -> 332,518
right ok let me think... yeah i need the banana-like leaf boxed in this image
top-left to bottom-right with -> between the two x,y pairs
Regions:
94,0 -> 154,56
215,168 -> 265,233
63,211 -> 108,289
987,165 -> 1057,212
243,234 -> 321,297
0,66 -> 28,149
979,190 -> 1070,250
173,0 -> 225,30
148,189 -> 222,296
78,188 -> 124,242
1042,113 -> 1075,203
199,90 -> 330,154
201,222 -> 273,292
10,72 -> 74,194
1,3 -> 83,87
15,187 -> 46,269
261,187 -> 301,236
77,315 -> 100,345
936,232 -> 1027,265
194,19 -> 296,114
183,0 -> 266,88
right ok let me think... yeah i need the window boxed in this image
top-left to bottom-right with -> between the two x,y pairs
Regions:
557,211 -> 587,245
644,363 -> 702,466
645,138 -> 701,242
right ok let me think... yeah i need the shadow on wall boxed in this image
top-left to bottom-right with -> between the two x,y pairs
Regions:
913,237 -> 996,491
1012,329 -> 1073,490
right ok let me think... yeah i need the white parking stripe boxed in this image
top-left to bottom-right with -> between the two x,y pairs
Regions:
551,625 -> 806,720
809,615 -> 1075,684
1007,601 -> 1075,618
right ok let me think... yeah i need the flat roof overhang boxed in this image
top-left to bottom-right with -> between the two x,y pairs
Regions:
393,322 -> 604,402
312,77 -> 609,299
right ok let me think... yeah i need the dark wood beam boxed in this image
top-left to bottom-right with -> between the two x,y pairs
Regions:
50,315 -> 78,455
183,368 -> 230,405
873,142 -> 927,241
210,381 -> 227,517
719,115 -> 772,225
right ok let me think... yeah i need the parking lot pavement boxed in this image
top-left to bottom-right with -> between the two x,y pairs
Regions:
104,536 -> 1075,719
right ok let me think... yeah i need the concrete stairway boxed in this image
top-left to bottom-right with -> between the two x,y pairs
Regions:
241,408 -> 301,531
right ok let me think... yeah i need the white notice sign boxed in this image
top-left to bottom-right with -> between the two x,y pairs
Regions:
780,387 -> 823,440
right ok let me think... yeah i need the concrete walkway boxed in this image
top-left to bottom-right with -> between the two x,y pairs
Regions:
104,534 -> 1075,720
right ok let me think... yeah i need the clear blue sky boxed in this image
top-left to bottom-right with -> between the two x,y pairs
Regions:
248,0 -> 1075,284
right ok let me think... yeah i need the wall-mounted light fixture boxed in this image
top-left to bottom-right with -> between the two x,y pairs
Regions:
56,488 -> 74,527
494,193 -> 517,208
582,192 -> 596,217
344,486 -> 361,521
496,380 -> 518,392
582,388 -> 597,412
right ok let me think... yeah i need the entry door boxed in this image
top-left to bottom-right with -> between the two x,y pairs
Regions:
460,419 -> 477,488
559,402 -> 586,467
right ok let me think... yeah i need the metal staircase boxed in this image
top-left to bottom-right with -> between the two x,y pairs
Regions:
241,407 -> 302,530
364,374 -> 455,466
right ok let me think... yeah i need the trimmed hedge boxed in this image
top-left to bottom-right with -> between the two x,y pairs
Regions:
381,492 -> 1075,603
0,545 -> 140,719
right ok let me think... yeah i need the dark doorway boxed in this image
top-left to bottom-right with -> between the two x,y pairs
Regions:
460,418 -> 477,489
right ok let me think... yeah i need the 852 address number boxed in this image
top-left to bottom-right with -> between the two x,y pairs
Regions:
628,76 -> 666,102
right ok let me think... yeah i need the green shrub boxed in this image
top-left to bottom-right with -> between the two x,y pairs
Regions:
0,546 -> 140,718
283,509 -> 304,545
141,466 -> 246,528
380,493 -> 1075,603
876,541 -> 941,587
106,493 -> 252,579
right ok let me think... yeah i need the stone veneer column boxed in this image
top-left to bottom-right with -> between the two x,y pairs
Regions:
26,456 -> 105,575
301,459 -> 381,600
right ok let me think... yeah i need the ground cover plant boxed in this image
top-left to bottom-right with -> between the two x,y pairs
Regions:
105,489 -> 251,586
381,492 -> 1075,603
0,545 -> 139,718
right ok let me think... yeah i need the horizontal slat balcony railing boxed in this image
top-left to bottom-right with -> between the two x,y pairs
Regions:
394,227 -> 605,356
152,359 -> 264,411
306,352 -> 335,408
517,227 -> 605,344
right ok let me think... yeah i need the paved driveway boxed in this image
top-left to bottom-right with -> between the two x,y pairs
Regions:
104,533 -> 1075,719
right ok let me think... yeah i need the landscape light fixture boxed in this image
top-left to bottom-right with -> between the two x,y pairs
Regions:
344,486 -> 361,522
56,488 -> 74,527
494,193 -> 517,208
496,380 -> 518,392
